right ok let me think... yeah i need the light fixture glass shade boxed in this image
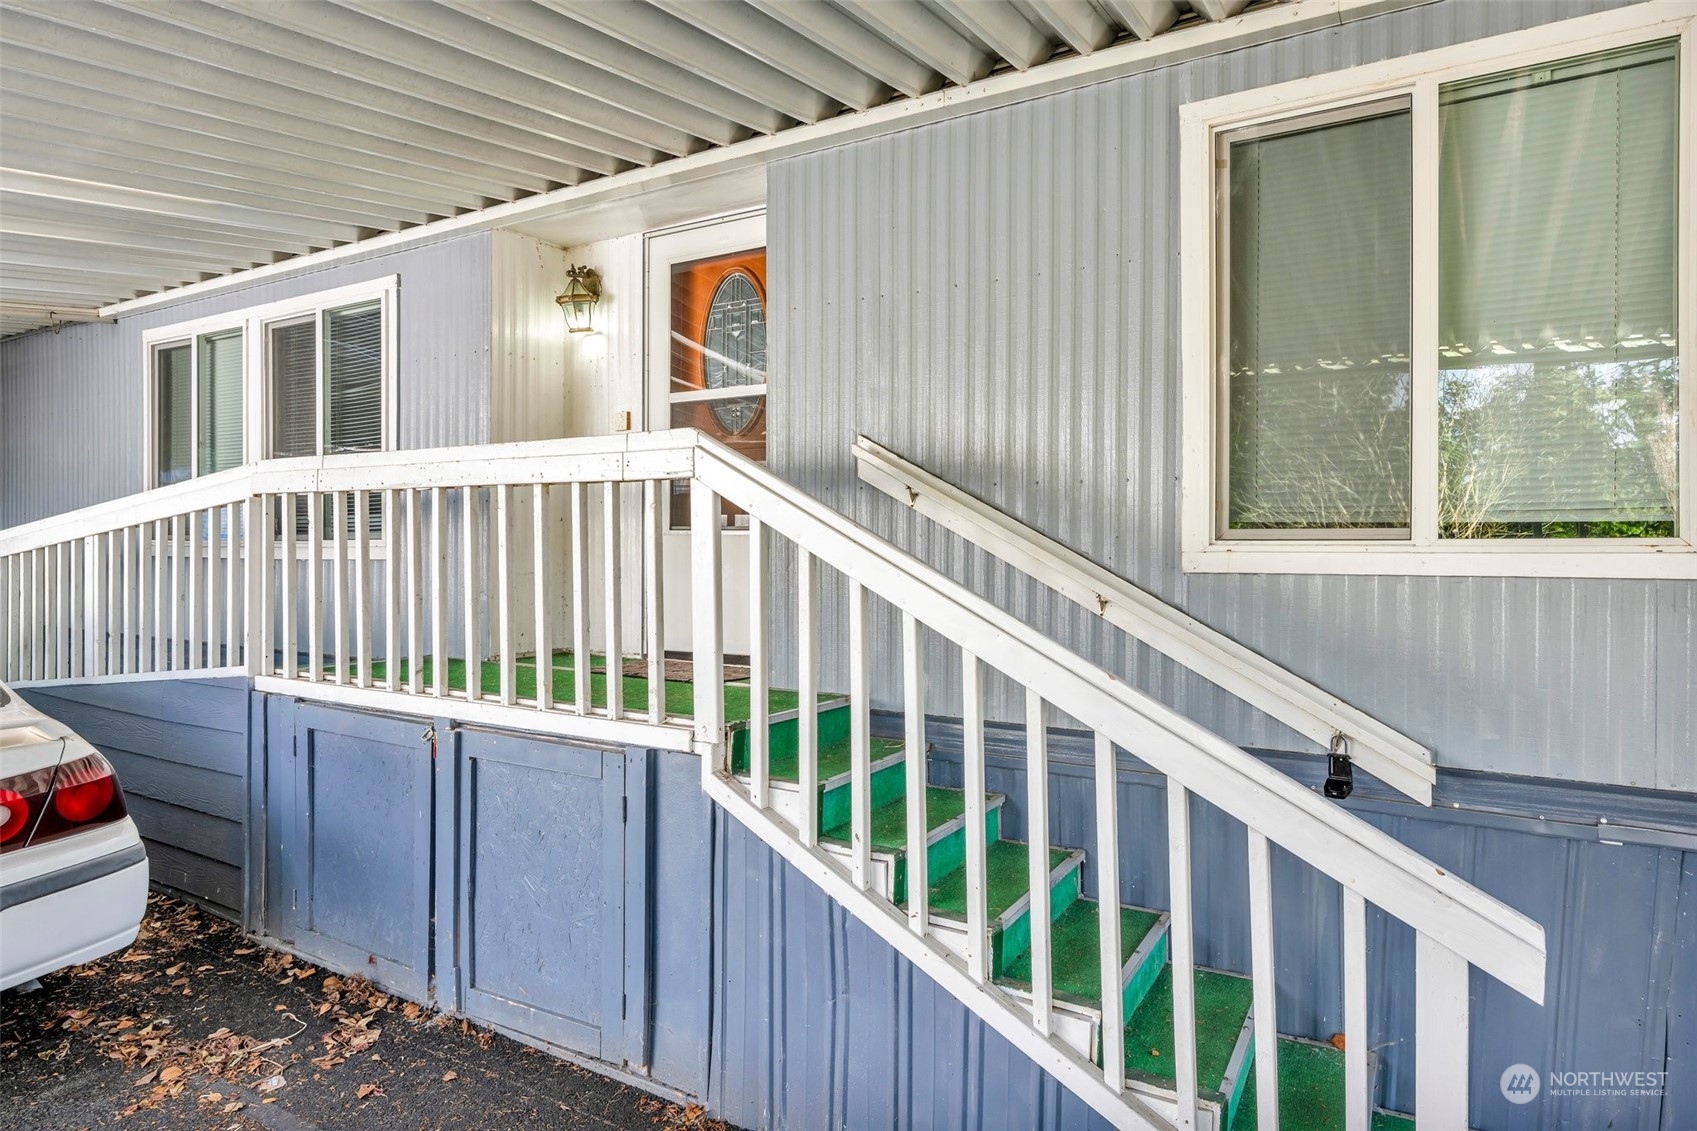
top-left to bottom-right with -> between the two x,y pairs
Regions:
557,265 -> 602,333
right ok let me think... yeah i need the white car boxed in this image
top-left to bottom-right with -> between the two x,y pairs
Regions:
0,681 -> 149,991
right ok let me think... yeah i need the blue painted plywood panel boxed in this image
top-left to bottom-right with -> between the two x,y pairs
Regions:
455,728 -> 623,1060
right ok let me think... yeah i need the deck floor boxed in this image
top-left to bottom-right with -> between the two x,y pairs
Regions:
361,651 -> 805,723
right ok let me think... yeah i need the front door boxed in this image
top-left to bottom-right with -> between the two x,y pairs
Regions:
645,214 -> 767,657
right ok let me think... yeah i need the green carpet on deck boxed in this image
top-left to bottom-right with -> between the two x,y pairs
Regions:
1124,966 -> 1254,1096
820,786 -> 969,850
360,652 -> 803,721
929,840 -> 1071,920
1235,1037 -> 1415,1131
1001,901 -> 1162,1007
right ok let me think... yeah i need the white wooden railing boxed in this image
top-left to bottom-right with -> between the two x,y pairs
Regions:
851,435 -> 1439,805
0,429 -> 1544,1131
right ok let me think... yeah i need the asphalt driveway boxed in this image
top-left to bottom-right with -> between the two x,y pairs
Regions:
1,894 -> 732,1131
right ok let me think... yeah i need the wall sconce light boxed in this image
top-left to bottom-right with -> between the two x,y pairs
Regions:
556,265 -> 602,334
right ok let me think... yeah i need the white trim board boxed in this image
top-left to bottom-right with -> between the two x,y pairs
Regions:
97,0 -> 1433,320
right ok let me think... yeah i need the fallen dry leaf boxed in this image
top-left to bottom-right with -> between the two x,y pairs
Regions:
441,1071 -> 457,1082
355,1083 -> 383,1100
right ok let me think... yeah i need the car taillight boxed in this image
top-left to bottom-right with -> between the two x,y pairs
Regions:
0,788 -> 29,843
0,751 -> 127,853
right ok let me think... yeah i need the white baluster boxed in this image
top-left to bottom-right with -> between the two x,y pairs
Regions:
280,494 -> 298,679
1248,830 -> 1280,1131
407,489 -> 424,696
532,485 -> 552,709
305,492 -> 322,682
1344,889 -> 1369,1131
333,492 -> 349,685
186,511 -> 202,670
1026,690 -> 1053,1037
690,482 -> 724,771
168,515 -> 181,671
962,650 -> 988,983
496,483 -> 515,706
353,490 -> 370,687
848,579 -> 871,890
747,517 -> 769,808
1096,732 -> 1125,1088
229,503 -> 244,671
903,612 -> 928,934
1416,933 -> 1470,1131
152,519 -> 166,673
383,488 -> 400,692
430,487 -> 447,698
1168,781 -> 1199,1127
796,550 -> 819,847
603,481 -> 623,718
462,486 -> 480,702
206,506 -> 223,669
643,480 -> 665,724
570,482 -> 590,714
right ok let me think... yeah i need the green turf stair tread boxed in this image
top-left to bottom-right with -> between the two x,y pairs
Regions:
764,734 -> 906,785
1235,1037 -> 1415,1131
1124,966 -> 1255,1101
928,840 -> 1072,922
819,786 -> 970,851
999,900 -> 1163,1009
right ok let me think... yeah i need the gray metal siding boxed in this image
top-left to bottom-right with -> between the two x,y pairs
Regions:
17,676 -> 248,916
765,0 -> 1692,789
0,230 -> 492,527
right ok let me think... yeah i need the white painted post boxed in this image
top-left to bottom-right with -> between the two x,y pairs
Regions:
228,503 -> 243,671
152,519 -> 166,673
88,536 -> 105,677
603,481 -> 623,718
497,483 -> 515,706
462,486 -> 480,702
1248,830 -> 1280,1131
848,579 -> 872,890
1026,689 -> 1054,1038
796,550 -> 819,847
69,538 -> 84,679
1344,889 -> 1369,1131
903,612 -> 928,935
168,515 -> 181,671
333,492 -> 349,685
962,650 -> 989,984
187,511 -> 202,671
690,483 -> 725,774
1168,781 -> 1199,1128
206,506 -> 223,670
570,482 -> 590,714
643,480 -> 665,724
747,517 -> 769,808
383,488 -> 400,692
280,494 -> 298,679
1095,731 -> 1125,1088
430,486 -> 447,698
532,485 -> 552,710
407,489 -> 424,695
247,497 -> 268,676
353,490 -> 370,687
124,527 -> 139,674
1415,933 -> 1471,1131
305,493 -> 322,682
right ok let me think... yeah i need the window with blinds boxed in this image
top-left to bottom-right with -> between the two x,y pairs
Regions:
1437,40 -> 1679,538
152,333 -> 243,487
1226,105 -> 1413,532
1213,37 -> 1681,545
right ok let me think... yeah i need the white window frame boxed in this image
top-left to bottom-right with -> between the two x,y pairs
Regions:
1179,5 -> 1696,580
141,324 -> 244,489
141,276 -> 399,486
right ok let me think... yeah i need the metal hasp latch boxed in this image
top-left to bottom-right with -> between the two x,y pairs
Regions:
1323,733 -> 1354,800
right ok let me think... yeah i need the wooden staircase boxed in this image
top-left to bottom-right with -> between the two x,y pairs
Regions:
728,702 -> 1414,1131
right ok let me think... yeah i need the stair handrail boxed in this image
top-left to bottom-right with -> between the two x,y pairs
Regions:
693,433 -> 1544,996
851,435 -> 1437,805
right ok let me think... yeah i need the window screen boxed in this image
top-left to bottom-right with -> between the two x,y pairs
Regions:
1225,105 -> 1413,532
154,343 -> 193,487
1438,40 -> 1680,538
196,329 -> 244,477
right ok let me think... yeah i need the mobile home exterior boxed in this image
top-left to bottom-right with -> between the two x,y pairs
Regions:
2,2 -> 1693,1129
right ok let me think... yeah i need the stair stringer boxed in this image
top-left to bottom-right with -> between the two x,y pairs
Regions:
703,768 -> 1194,1131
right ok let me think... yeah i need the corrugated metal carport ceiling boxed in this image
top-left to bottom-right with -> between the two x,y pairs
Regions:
0,0 -> 1254,338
